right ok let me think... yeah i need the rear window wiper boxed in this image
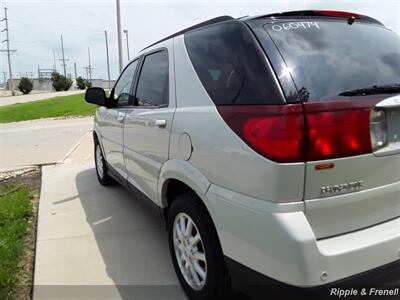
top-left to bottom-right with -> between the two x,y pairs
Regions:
339,84 -> 400,96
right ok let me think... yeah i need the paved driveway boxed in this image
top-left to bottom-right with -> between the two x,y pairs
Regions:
0,90 -> 84,107
0,117 -> 92,169
0,116 -> 185,299
33,131 -> 186,300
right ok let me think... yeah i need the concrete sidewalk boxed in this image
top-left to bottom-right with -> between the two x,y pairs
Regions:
0,90 -> 84,107
33,133 -> 185,299
0,117 -> 92,169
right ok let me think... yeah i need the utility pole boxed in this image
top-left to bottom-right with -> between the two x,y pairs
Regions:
83,47 -> 94,83
1,7 -> 17,95
88,47 -> 92,81
104,30 -> 111,91
60,34 -> 66,77
74,62 -> 77,79
123,29 -> 130,61
53,49 -> 57,72
116,0 -> 123,73
2,71 -> 6,87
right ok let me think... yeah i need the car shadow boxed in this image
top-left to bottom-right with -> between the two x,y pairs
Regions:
75,167 -> 187,300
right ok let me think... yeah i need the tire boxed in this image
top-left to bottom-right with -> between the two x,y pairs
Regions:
167,192 -> 231,300
94,140 -> 115,186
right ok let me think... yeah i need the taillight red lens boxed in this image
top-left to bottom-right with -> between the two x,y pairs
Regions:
217,99 -> 381,163
217,104 -> 305,163
303,100 -> 375,161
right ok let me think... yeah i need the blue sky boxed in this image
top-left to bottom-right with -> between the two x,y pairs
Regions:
1,0 -> 399,81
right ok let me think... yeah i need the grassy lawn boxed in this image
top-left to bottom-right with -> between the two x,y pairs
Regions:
0,184 -> 32,298
0,93 -> 96,123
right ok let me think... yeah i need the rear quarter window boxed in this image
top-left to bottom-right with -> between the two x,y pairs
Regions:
184,21 -> 283,105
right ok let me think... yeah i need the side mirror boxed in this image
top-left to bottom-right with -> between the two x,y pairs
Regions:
85,87 -> 107,106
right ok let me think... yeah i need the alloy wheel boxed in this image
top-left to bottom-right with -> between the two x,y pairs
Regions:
173,212 -> 207,290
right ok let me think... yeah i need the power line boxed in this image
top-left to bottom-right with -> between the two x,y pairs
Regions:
0,7 -> 17,95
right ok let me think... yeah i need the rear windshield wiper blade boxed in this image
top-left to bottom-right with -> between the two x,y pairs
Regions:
339,84 -> 400,96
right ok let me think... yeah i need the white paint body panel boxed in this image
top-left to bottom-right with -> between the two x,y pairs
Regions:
205,184 -> 400,287
305,141 -> 400,238
95,107 -> 127,178
170,36 -> 305,203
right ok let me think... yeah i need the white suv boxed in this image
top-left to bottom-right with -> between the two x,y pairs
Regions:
85,10 -> 400,299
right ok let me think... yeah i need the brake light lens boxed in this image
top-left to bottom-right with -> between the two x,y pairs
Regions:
314,10 -> 360,18
217,99 -> 382,163
217,104 -> 305,163
370,109 -> 388,151
304,101 -> 374,161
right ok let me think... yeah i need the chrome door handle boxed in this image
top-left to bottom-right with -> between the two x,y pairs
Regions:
117,113 -> 125,123
155,119 -> 167,128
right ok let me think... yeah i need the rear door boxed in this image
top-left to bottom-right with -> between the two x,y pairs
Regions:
98,60 -> 139,178
123,49 -> 174,203
249,17 -> 400,238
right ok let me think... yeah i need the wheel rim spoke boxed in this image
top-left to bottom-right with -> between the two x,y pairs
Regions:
193,251 -> 205,262
185,219 -> 193,237
189,233 -> 200,247
175,223 -> 184,241
175,238 -> 184,251
193,260 -> 206,280
179,216 -> 186,237
189,263 -> 201,287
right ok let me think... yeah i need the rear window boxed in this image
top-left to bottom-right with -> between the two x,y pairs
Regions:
185,21 -> 283,105
264,20 -> 400,101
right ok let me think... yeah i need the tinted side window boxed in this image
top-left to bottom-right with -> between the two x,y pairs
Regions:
184,21 -> 283,105
135,51 -> 169,107
113,60 -> 138,106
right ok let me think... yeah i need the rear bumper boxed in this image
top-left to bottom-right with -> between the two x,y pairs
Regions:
204,183 -> 400,288
226,256 -> 400,300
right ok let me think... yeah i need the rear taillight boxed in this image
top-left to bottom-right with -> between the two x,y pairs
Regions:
217,104 -> 305,163
370,109 -> 388,151
217,99 -> 382,163
303,101 -> 373,161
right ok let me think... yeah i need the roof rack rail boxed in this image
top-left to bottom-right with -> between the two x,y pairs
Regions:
251,10 -> 383,26
141,15 -> 233,51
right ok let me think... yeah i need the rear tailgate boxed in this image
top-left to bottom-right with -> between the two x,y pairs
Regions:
304,96 -> 400,238
248,15 -> 400,238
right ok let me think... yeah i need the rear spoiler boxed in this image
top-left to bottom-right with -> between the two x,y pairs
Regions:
249,10 -> 383,26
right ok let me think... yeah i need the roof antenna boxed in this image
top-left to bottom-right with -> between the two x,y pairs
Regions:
348,16 -> 356,25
